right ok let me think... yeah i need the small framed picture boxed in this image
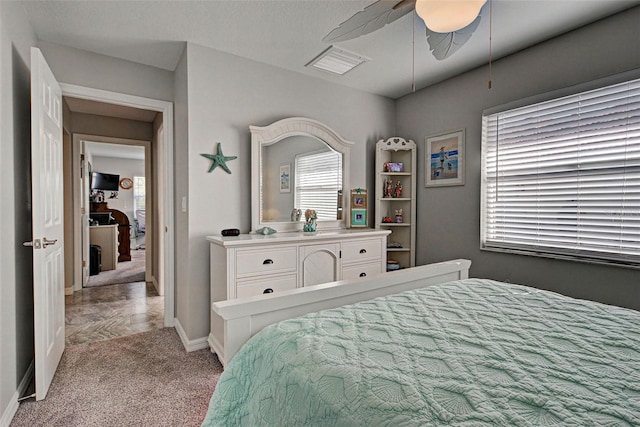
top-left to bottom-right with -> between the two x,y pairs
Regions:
279,164 -> 290,193
384,162 -> 404,172
350,188 -> 367,209
351,208 -> 367,227
425,129 -> 465,187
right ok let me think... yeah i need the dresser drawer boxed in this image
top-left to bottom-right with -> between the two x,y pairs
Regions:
236,274 -> 297,298
342,262 -> 383,281
235,246 -> 297,277
341,239 -> 382,264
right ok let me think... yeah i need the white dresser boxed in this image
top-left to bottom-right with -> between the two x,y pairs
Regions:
89,224 -> 118,271
207,228 -> 390,364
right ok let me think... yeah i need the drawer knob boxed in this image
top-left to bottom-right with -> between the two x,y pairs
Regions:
263,259 -> 274,265
359,249 -> 367,254
359,272 -> 367,277
263,288 -> 274,294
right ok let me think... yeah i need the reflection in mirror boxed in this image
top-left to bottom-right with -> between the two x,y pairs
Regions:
262,136 -> 342,222
251,117 -> 353,233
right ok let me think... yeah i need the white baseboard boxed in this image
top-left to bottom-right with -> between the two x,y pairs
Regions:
0,360 -> 34,427
174,318 -> 209,352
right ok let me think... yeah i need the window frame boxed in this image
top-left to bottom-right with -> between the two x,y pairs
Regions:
480,70 -> 640,269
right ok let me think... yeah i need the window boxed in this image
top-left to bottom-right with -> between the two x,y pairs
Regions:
133,176 -> 145,216
295,150 -> 342,221
481,77 -> 640,267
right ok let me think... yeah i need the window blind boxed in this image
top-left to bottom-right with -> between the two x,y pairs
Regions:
133,176 -> 145,215
295,150 -> 342,221
481,77 -> 640,266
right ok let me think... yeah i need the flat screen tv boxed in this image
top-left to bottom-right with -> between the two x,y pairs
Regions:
91,172 -> 120,191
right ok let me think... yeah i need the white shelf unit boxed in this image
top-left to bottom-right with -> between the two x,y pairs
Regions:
375,137 -> 416,271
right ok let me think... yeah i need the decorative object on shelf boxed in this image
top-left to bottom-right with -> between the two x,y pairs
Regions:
425,129 -> 465,187
90,189 -> 105,203
108,191 -> 118,199
290,208 -> 302,222
384,162 -> 404,172
279,164 -> 291,193
382,216 -> 392,223
393,180 -> 403,198
387,241 -> 403,248
351,188 -> 367,209
395,209 -> 404,223
201,142 -> 237,174
384,178 -> 393,198
303,209 -> 317,232
119,177 -> 133,190
255,226 -> 277,235
350,188 -> 368,228
351,209 -> 367,227
386,260 -> 400,271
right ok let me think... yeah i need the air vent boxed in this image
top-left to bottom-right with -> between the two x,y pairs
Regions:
306,46 -> 369,75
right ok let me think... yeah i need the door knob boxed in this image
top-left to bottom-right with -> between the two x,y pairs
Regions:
42,238 -> 58,248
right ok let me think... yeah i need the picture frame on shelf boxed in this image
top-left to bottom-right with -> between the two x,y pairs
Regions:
279,163 -> 290,193
350,188 -> 367,209
425,129 -> 465,187
350,188 -> 368,227
351,208 -> 367,227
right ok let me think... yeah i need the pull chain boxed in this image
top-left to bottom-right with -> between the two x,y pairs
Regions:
412,10 -> 416,93
488,0 -> 493,89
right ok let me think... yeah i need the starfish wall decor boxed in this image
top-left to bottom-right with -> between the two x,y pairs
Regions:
201,142 -> 237,174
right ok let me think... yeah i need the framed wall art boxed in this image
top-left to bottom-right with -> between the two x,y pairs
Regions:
425,129 -> 465,187
279,164 -> 291,193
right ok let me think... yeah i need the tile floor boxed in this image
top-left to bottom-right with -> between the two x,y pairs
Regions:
65,281 -> 164,346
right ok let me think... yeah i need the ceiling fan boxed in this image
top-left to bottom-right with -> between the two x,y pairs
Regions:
323,0 -> 487,60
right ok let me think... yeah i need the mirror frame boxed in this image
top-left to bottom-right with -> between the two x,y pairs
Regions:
251,117 -> 353,232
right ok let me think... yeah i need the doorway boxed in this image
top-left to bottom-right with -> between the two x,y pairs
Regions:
59,85 -> 175,346
66,134 -> 162,345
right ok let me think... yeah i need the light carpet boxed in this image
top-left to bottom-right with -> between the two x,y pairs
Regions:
11,328 -> 222,427
86,249 -> 145,287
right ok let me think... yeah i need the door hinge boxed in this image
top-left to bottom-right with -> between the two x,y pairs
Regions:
82,260 -> 86,267
339,250 -> 342,259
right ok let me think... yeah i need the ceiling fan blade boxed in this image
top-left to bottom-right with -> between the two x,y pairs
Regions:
323,0 -> 415,43
425,14 -> 481,60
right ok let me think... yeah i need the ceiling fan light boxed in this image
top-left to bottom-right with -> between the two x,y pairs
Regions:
416,0 -> 487,33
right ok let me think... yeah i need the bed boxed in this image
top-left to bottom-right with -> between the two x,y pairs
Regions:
203,259 -> 640,426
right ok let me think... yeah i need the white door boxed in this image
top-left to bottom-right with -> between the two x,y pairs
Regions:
29,47 -> 65,400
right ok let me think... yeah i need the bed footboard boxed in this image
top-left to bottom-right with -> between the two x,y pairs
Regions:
209,259 -> 471,366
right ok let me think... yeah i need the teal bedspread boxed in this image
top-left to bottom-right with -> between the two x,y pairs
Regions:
203,278 -> 640,426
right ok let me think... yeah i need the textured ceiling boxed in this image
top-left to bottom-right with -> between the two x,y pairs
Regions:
21,0 -> 640,99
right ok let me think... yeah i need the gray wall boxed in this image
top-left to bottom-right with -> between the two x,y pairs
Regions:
177,42 -> 396,339
72,113 -> 153,141
37,41 -> 174,102
0,1 -> 37,421
396,6 -> 640,310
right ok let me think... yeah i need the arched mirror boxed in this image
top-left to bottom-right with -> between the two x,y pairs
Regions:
251,117 -> 353,232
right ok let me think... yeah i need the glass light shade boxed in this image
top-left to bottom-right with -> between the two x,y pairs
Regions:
415,0 -> 487,33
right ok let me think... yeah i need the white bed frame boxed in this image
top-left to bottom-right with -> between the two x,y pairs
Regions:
211,259 -> 471,366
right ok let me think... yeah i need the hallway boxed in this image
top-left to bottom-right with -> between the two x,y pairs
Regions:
65,281 -> 164,346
